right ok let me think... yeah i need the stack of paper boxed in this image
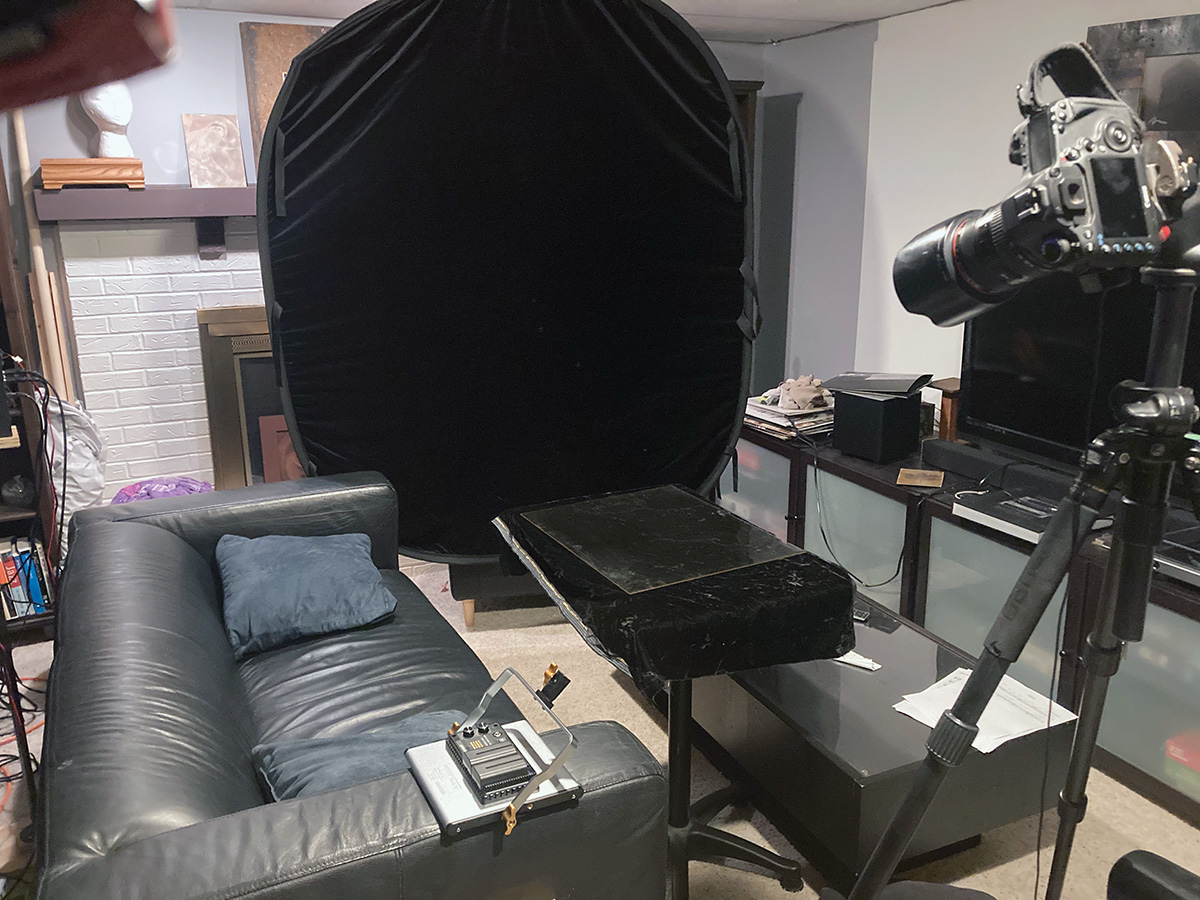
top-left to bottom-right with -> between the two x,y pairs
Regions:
744,398 -> 833,426
893,667 -> 1076,753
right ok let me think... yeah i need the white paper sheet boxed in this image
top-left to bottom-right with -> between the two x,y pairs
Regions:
835,650 -> 882,671
893,667 -> 1077,753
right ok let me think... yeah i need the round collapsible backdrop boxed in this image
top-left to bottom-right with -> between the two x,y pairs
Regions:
259,0 -> 755,561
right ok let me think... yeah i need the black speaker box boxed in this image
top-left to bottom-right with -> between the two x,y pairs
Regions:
832,392 -> 921,464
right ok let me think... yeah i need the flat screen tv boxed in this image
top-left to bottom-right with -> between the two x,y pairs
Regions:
959,271 -> 1200,467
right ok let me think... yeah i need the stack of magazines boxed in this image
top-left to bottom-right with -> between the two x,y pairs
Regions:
0,538 -> 51,621
743,398 -> 834,441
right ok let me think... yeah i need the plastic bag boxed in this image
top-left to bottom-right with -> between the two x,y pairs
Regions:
47,401 -> 107,555
110,476 -> 213,505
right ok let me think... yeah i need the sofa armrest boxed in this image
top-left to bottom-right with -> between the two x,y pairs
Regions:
69,472 -> 399,569
38,721 -> 666,900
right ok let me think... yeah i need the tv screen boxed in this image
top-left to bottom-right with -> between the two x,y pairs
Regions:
959,272 -> 1200,466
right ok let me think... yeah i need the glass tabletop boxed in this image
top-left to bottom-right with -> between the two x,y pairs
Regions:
735,605 -> 970,778
521,484 -> 801,594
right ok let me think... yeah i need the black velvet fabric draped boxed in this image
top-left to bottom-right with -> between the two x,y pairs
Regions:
259,0 -> 754,560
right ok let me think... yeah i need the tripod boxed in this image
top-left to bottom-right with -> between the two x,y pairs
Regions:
848,265 -> 1200,900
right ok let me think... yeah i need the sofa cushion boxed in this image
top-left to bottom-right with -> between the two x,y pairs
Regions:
253,708 -> 465,800
239,570 -> 520,744
217,533 -> 398,660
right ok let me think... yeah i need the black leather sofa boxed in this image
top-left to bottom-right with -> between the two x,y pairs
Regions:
38,473 -> 667,900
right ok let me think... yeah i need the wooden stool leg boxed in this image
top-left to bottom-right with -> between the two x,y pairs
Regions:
462,599 -> 475,627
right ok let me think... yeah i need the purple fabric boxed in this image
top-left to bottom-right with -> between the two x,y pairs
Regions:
110,477 -> 214,505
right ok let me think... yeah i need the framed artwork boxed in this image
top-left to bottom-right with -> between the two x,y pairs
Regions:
240,22 -> 330,164
182,114 -> 247,188
1088,15 -> 1200,162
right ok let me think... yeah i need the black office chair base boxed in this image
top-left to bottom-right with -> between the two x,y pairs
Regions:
672,817 -> 805,890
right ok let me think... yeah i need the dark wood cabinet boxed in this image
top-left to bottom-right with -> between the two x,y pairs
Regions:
718,428 -> 1200,824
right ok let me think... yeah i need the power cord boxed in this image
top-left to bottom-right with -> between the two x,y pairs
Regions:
810,457 -> 906,589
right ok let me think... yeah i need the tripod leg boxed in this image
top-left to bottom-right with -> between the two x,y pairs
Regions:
1045,643 -> 1116,900
1046,456 -> 1167,900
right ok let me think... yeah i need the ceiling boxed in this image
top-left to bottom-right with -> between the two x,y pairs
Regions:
174,0 -> 960,43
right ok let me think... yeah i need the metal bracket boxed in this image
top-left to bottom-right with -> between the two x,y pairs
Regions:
195,217 -> 226,260
453,665 -> 577,836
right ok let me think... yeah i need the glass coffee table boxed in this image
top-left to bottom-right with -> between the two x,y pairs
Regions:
494,484 -> 855,900
691,599 -> 1076,889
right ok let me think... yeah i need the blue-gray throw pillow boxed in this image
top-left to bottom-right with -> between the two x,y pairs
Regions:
253,709 -> 466,801
217,532 -> 397,660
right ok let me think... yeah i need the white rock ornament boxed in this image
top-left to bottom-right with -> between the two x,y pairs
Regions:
80,81 -> 135,158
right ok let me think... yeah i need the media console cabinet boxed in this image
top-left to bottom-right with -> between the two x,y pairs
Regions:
714,429 -> 1200,827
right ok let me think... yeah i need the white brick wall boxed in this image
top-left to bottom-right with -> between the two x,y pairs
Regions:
58,218 -> 265,497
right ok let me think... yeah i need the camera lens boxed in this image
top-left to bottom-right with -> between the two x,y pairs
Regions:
893,210 -> 1025,326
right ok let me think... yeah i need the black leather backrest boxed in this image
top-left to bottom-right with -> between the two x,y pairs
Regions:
70,472 -> 399,569
43,522 -> 264,864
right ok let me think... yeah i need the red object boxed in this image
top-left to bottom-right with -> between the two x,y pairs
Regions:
1166,728 -> 1200,773
0,0 -> 174,111
1161,225 -> 1172,242
259,415 -> 306,483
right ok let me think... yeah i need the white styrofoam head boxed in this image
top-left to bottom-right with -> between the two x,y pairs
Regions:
80,81 -> 134,129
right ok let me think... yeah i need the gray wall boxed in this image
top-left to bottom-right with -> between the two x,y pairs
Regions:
760,22 -> 878,384
752,93 -> 801,394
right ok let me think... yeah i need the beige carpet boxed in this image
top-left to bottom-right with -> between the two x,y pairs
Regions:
5,566 -> 1196,899
400,558 -> 1200,900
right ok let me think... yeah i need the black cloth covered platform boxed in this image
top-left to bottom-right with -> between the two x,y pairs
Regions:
495,484 -> 855,693
495,484 -> 854,899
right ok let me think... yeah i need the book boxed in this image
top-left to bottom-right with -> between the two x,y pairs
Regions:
0,582 -> 14,621
1165,757 -> 1200,798
951,490 -> 1112,545
743,415 -> 833,442
1,553 -> 29,616
745,399 -> 833,427
17,551 -> 43,613
1166,728 -> 1200,773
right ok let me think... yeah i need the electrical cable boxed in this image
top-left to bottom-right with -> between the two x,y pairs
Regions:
11,370 -> 67,564
1035,588 -> 1070,900
2,357 -> 67,584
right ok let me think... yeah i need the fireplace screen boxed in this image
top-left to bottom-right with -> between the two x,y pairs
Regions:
198,307 -> 302,489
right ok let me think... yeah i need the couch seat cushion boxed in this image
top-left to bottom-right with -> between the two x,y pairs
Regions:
253,708 -> 465,800
239,570 -> 519,744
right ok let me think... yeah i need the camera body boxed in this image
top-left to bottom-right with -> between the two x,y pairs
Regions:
894,44 -> 1195,327
1006,91 -> 1158,265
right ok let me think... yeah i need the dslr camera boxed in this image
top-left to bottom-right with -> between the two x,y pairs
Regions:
895,43 -> 1196,326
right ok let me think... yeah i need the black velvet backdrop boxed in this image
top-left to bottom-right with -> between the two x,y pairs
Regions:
259,0 -> 754,560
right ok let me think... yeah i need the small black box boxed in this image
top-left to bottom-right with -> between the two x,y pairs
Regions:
831,390 -> 922,464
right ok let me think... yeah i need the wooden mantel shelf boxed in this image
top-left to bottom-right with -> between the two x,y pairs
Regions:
34,185 -> 256,224
34,185 -> 257,260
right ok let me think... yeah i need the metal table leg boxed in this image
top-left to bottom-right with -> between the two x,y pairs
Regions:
667,680 -> 804,900
0,641 -> 36,825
